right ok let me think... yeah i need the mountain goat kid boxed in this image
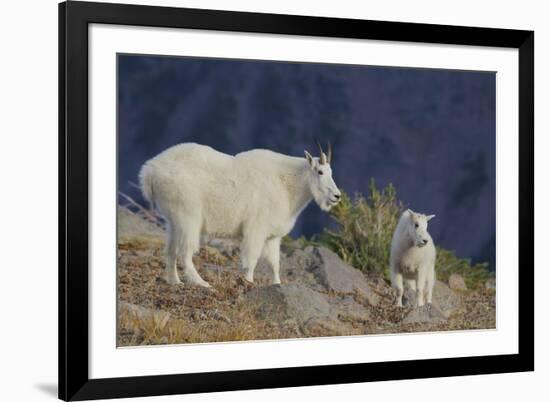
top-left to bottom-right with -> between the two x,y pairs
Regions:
390,209 -> 436,307
139,143 -> 341,288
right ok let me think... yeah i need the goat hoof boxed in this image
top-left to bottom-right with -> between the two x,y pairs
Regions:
190,280 -> 211,288
163,275 -> 181,285
184,276 -> 211,288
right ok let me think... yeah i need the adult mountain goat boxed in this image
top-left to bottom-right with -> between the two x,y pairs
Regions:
390,209 -> 436,307
139,143 -> 341,287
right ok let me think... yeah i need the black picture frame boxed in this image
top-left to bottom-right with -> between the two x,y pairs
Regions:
59,1 -> 534,400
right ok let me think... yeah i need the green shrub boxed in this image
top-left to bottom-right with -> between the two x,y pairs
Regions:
318,179 -> 401,279
435,248 -> 492,290
317,179 -> 493,287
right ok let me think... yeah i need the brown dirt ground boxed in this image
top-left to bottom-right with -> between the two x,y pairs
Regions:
117,238 -> 496,347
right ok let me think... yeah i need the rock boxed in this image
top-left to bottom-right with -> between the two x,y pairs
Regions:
485,277 -> 496,290
118,254 -> 131,266
117,206 -> 164,240
303,316 -> 346,336
250,248 -> 318,286
402,304 -> 447,325
313,247 -> 379,306
248,249 -> 323,291
280,238 -> 305,255
448,273 -> 467,290
402,280 -> 461,318
276,318 -> 301,335
245,284 -> 331,324
286,249 -> 316,271
118,301 -> 170,326
134,249 -> 153,258
433,281 -> 462,316
332,295 -> 371,322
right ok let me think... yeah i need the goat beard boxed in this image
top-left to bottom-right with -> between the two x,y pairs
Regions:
320,200 -> 334,212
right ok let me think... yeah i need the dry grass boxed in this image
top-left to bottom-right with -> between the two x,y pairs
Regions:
319,180 -> 402,279
117,239 -> 298,346
118,300 -> 295,346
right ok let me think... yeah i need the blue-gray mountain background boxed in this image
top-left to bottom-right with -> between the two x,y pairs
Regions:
117,54 -> 496,270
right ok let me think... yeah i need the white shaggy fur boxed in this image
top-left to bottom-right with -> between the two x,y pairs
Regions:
390,209 -> 437,307
139,143 -> 341,287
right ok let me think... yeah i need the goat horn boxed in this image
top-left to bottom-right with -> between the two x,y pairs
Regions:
327,141 -> 332,164
317,141 -> 326,165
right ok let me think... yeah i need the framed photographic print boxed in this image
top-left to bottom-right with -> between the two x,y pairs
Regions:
59,1 -> 534,400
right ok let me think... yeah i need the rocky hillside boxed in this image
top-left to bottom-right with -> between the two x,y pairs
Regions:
117,207 -> 495,346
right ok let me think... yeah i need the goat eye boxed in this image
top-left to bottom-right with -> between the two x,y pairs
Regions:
318,170 -> 323,175
414,223 -> 419,228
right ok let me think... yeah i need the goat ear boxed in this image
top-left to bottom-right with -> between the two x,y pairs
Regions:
426,214 -> 436,221
304,150 -> 315,167
406,208 -> 415,217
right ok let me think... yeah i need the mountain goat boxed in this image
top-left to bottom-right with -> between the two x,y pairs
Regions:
139,143 -> 341,287
390,209 -> 436,307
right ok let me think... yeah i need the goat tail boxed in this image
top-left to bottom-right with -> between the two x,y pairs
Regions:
138,163 -> 156,211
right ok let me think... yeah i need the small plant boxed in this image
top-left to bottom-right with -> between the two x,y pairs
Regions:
435,248 -> 493,290
319,179 -> 402,279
